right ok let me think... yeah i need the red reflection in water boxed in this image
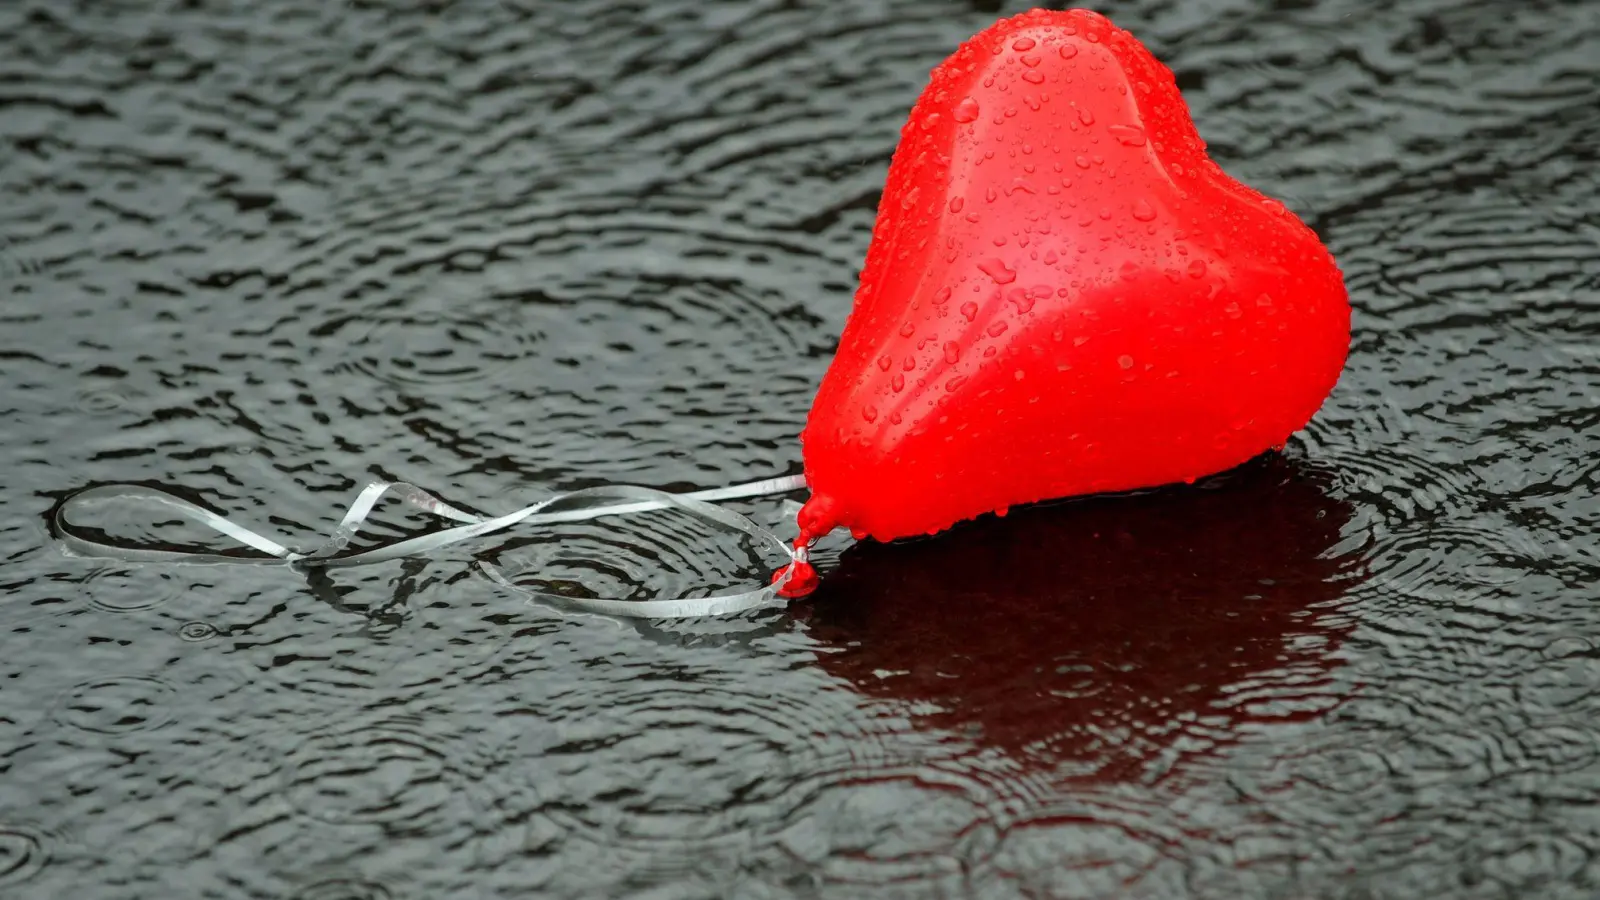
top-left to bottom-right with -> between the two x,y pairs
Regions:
800,453 -> 1359,782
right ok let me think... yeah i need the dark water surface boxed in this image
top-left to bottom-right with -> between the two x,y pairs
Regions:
3,0 -> 1598,897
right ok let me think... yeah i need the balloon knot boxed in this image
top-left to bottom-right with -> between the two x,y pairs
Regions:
772,552 -> 819,599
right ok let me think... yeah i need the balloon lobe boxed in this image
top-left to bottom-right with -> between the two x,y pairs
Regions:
797,8 -> 1351,545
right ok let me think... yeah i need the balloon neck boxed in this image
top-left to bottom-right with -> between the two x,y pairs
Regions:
769,494 -> 836,600
796,494 -> 839,547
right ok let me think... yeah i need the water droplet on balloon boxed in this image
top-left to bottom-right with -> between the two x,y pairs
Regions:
1012,37 -> 1036,51
1022,70 -> 1044,84
945,376 -> 968,391
1075,155 -> 1091,169
1225,302 -> 1243,319
900,187 -> 921,210
1188,260 -> 1208,278
949,197 -> 964,213
977,258 -> 1017,284
1008,289 -> 1035,314
960,302 -> 978,322
986,321 -> 1009,337
863,406 -> 878,423
1020,55 -> 1042,68
891,373 -> 905,392
943,342 -> 961,363
1078,108 -> 1095,126
921,112 -> 941,131
877,355 -> 893,371
985,187 -> 998,203
1060,44 -> 1079,60
1109,123 -> 1147,146
1132,199 -> 1157,221
1118,354 -> 1134,369
952,97 -> 980,123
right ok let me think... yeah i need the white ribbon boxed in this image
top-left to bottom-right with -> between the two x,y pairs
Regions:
52,474 -> 810,619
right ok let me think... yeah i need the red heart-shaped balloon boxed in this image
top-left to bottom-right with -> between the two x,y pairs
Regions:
796,8 -> 1350,545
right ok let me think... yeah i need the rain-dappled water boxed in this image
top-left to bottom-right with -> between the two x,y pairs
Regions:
2,0 -> 1598,897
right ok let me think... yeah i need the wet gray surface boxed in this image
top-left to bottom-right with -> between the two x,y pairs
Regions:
2,0 -> 1598,897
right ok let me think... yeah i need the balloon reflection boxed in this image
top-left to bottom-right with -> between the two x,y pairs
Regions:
800,453 -> 1360,783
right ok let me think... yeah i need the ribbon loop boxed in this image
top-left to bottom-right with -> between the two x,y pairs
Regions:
52,474 -> 808,619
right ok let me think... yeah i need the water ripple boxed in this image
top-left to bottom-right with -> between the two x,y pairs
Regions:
0,823 -> 50,889
988,798 -> 1184,900
1229,731 -> 1410,832
75,567 -> 193,614
519,677 -> 887,853
29,749 -> 235,867
198,566 -> 497,704
287,879 -> 394,900
1361,518 -> 1549,604
323,297 -> 539,390
50,675 -> 176,736
478,502 -> 780,609
758,760 -> 1016,891
1521,637 -> 1600,715
178,620 -> 217,642
280,714 -> 491,833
